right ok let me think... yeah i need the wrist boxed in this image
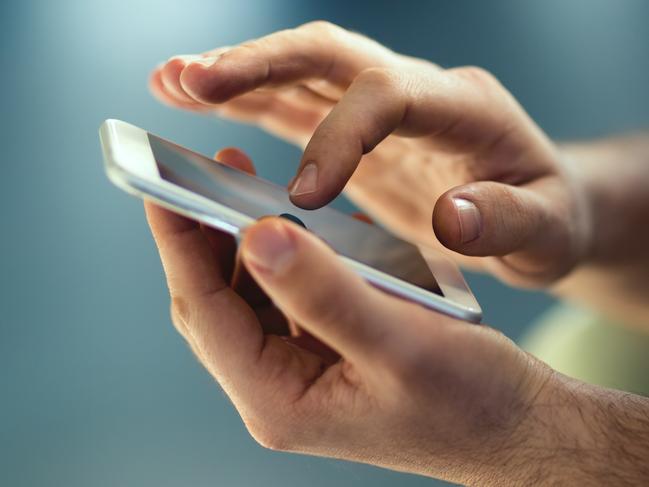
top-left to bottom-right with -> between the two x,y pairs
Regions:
444,360 -> 580,486
481,365 -> 596,485
504,368 -> 649,485
471,362 -> 611,485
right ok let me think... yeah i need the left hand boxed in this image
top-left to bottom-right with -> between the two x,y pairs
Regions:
146,148 -> 562,485
149,21 -> 593,288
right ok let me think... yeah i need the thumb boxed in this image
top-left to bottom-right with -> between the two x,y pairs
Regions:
239,217 -> 414,362
433,180 -> 579,281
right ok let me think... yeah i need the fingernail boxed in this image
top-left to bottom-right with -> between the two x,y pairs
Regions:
187,55 -> 220,68
243,221 -> 296,276
453,198 -> 482,243
289,162 -> 318,196
168,54 -> 204,64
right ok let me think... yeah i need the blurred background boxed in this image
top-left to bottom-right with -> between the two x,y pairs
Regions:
1,1 -> 648,486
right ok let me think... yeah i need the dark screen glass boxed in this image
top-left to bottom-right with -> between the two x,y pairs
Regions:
148,134 -> 441,295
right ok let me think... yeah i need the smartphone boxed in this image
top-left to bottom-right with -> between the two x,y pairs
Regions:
99,119 -> 481,323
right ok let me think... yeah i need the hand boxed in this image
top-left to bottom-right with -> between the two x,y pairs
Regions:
150,21 -> 593,288
146,150 -> 649,485
145,148 -> 558,484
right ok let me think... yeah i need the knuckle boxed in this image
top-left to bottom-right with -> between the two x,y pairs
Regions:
299,20 -> 341,35
169,302 -> 182,330
169,297 -> 189,328
356,67 -> 401,91
451,65 -> 501,90
246,420 -> 295,452
234,40 -> 261,55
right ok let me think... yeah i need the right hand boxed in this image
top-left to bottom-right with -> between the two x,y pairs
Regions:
144,148 -> 649,486
150,21 -> 594,288
144,149 -> 562,483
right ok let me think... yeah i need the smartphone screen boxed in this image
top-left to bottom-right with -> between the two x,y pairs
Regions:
148,134 -> 441,295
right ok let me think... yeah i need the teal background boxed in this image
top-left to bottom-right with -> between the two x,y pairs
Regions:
1,1 -> 648,486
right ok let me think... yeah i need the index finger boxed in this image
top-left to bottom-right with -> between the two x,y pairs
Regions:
289,66 -> 555,209
144,202 -> 265,388
178,21 -> 398,104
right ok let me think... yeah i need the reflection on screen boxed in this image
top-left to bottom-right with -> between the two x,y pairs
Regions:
148,134 -> 441,295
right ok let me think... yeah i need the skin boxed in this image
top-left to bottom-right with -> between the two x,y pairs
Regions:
146,21 -> 649,485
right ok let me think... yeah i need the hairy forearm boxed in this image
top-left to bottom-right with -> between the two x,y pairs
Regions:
510,374 -> 649,486
442,370 -> 649,486
553,132 -> 649,329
